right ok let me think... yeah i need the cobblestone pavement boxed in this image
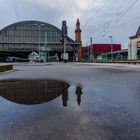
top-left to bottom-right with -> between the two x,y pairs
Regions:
0,62 -> 140,140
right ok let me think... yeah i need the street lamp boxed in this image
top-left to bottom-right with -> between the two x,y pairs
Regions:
90,37 -> 93,62
61,21 -> 68,63
109,36 -> 113,61
34,23 -> 45,62
38,24 -> 45,63
88,44 -> 90,62
0,32 -> 3,51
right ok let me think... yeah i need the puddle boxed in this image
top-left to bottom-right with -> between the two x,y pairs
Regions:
0,80 -> 83,106
0,80 -> 86,139
0,79 -> 139,140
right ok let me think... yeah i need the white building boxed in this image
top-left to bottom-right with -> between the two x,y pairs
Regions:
128,26 -> 140,60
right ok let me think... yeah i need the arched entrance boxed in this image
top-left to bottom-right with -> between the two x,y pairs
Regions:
128,38 -> 140,60
137,41 -> 140,59
128,25 -> 140,60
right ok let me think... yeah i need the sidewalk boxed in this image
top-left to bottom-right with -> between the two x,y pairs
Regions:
75,62 -> 140,68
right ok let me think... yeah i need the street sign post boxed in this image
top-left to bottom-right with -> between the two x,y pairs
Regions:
63,53 -> 68,63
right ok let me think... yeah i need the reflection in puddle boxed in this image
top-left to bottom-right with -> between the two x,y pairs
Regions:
0,80 -> 83,106
76,85 -> 83,106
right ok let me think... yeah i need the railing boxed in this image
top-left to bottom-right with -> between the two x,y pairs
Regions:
82,55 -> 140,64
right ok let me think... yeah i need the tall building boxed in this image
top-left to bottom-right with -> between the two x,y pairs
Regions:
75,19 -> 82,61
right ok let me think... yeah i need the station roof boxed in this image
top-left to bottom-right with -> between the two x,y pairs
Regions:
129,25 -> 140,39
136,25 -> 140,35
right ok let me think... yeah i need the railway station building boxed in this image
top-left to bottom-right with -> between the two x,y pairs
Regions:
0,20 -> 76,62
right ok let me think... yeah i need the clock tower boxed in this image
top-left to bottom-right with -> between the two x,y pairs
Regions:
75,19 -> 82,61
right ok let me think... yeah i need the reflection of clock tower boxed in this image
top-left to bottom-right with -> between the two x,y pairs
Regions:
75,19 -> 82,61
76,85 -> 83,106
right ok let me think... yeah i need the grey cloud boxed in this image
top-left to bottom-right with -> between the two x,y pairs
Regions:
0,0 -> 140,48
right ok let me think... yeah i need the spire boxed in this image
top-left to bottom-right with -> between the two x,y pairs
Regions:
76,18 -> 80,29
77,18 -> 80,23
76,18 -> 80,28
136,25 -> 140,36
75,18 -> 82,43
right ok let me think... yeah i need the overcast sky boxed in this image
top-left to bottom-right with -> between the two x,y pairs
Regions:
0,0 -> 140,48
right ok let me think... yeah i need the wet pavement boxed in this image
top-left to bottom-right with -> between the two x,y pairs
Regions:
0,63 -> 140,140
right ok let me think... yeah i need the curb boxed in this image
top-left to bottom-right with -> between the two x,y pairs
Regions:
0,65 -> 13,72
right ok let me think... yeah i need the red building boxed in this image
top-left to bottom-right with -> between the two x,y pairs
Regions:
83,44 -> 121,61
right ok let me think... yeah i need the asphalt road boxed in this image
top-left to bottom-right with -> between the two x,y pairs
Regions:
0,62 -> 140,140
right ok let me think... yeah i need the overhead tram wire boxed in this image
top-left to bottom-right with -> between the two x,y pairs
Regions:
93,15 -> 140,40
82,0 -> 139,44
12,0 -> 19,19
120,0 -> 138,18
108,0 -> 138,28
82,0 -> 110,29
107,15 -> 140,34
90,0 -> 139,39
90,0 -> 128,34
80,0 -> 95,20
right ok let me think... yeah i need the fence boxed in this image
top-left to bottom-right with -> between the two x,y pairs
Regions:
82,55 -> 140,63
